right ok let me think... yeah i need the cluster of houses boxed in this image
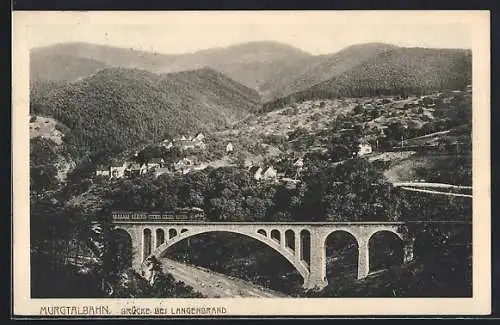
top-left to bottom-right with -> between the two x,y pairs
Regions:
95,131 -> 236,180
161,133 -> 207,151
95,158 -> 166,179
95,156 -> 212,179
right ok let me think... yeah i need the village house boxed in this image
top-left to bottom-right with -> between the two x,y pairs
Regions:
262,166 -> 278,180
249,165 -> 278,181
226,142 -> 234,153
174,158 -> 194,174
146,158 -> 164,170
173,133 -> 206,150
249,166 -> 264,180
95,169 -> 110,177
110,161 -> 129,179
293,157 -> 304,169
194,133 -> 205,141
358,143 -> 373,156
161,139 -> 174,150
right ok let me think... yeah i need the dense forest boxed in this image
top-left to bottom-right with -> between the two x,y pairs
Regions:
263,48 -> 472,111
258,42 -> 398,101
30,67 -> 261,159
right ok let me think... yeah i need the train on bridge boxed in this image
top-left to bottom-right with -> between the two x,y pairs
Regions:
112,207 -> 206,222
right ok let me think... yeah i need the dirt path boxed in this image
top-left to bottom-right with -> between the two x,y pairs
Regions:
160,258 -> 289,298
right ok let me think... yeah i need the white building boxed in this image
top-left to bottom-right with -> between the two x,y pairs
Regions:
96,170 -> 110,177
358,143 -> 373,156
110,162 -> 129,179
226,142 -> 234,153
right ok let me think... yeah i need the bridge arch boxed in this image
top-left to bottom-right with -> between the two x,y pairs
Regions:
168,228 -> 177,239
151,228 -> 310,284
113,228 -> 133,268
155,228 -> 165,248
299,229 -> 311,267
285,229 -> 295,250
368,230 -> 404,273
270,229 -> 281,242
325,230 -> 359,281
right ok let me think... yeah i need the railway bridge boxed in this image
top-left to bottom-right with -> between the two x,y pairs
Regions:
113,216 -> 470,289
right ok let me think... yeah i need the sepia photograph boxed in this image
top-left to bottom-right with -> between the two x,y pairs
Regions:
12,10 -> 490,316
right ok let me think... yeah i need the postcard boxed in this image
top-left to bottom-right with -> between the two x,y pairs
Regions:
12,10 -> 491,317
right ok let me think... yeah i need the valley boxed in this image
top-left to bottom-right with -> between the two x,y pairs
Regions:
28,40 -> 473,300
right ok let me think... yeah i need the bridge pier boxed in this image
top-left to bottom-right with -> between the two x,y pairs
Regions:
294,231 -> 301,260
303,228 -> 328,290
124,227 -> 144,274
357,236 -> 370,279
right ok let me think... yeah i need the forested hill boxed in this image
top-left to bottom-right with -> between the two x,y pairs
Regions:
257,42 -> 398,101
263,47 -> 472,111
30,67 -> 261,158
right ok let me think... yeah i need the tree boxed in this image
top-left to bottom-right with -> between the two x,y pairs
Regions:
298,158 -> 393,222
385,121 -> 407,142
30,165 -> 59,196
328,144 -> 351,162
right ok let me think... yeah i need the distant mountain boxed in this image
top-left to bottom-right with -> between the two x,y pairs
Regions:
30,54 -> 109,82
258,43 -> 398,101
30,67 -> 261,158
29,41 -> 312,89
30,42 -> 177,72
165,41 -> 312,89
30,42 -> 472,106
263,47 -> 472,111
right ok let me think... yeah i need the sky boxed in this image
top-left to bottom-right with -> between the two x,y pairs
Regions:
17,11 -> 475,55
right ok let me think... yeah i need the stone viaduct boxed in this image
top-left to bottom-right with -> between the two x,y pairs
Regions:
113,220 -> 432,289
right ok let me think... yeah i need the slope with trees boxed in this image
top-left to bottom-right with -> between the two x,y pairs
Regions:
263,47 -> 472,111
30,67 -> 261,159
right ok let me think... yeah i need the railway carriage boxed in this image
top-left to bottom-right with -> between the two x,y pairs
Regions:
112,207 -> 206,221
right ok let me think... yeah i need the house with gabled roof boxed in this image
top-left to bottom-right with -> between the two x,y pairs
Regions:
194,133 -> 205,141
262,166 -> 278,180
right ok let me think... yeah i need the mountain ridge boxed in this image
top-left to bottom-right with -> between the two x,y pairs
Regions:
30,41 -> 471,104
262,46 -> 472,111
